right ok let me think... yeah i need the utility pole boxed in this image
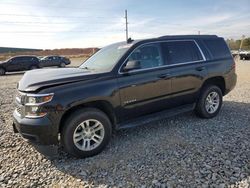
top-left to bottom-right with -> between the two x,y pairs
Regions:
125,9 -> 128,41
198,31 -> 200,35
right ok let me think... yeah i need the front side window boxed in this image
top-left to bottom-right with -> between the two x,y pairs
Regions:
127,43 -> 163,69
11,57 -> 23,63
162,41 -> 203,65
10,57 -> 17,63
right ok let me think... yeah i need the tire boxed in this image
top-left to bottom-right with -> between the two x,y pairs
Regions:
61,108 -> 112,158
30,65 -> 38,70
195,85 -> 223,118
0,68 -> 6,76
59,62 -> 66,68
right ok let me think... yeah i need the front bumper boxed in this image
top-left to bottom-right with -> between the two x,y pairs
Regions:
13,110 -> 58,145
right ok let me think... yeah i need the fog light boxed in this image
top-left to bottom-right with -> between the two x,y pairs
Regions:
25,106 -> 47,118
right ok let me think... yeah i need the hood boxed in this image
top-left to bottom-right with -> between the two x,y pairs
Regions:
0,60 -> 7,64
18,68 -> 101,92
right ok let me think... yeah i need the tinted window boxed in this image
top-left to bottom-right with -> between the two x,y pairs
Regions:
11,57 -> 24,63
127,44 -> 163,69
10,57 -> 17,63
22,57 -> 33,62
203,38 -> 231,59
162,41 -> 203,65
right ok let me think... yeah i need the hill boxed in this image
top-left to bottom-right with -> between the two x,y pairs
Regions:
0,47 -> 41,54
0,47 -> 99,61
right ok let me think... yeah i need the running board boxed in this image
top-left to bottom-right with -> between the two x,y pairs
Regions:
117,103 -> 195,130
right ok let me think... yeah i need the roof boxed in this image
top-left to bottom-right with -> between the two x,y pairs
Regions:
127,35 -> 220,45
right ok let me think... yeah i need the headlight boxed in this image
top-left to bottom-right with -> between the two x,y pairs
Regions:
16,93 -> 54,118
26,93 -> 53,105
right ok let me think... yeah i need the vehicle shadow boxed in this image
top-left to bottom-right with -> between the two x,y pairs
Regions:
49,100 -> 250,186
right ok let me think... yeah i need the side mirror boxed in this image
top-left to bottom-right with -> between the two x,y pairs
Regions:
123,60 -> 141,72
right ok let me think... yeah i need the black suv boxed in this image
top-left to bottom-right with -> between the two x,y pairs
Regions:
13,35 -> 237,158
39,56 -> 71,68
0,56 -> 40,75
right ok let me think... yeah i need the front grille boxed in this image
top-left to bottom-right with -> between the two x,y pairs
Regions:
16,106 -> 22,114
16,91 -> 26,105
15,105 -> 25,118
15,91 -> 26,118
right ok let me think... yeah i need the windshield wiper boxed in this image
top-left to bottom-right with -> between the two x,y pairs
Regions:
80,66 -> 95,70
80,66 -> 89,70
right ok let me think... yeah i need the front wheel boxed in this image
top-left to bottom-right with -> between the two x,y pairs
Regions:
0,68 -> 6,76
61,108 -> 112,158
195,85 -> 223,118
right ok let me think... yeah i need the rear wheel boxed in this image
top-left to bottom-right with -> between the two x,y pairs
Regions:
195,85 -> 223,118
30,65 -> 38,70
59,62 -> 66,68
0,68 -> 5,76
61,108 -> 112,158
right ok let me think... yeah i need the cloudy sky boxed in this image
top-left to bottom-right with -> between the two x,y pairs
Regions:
0,0 -> 249,49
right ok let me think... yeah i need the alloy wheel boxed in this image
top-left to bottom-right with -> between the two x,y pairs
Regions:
205,91 -> 220,114
73,119 -> 105,151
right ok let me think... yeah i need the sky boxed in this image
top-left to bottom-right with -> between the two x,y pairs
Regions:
0,0 -> 249,49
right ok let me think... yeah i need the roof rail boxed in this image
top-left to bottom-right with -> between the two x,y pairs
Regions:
158,35 -> 218,39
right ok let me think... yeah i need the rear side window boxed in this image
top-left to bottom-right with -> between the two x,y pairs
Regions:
203,38 -> 231,59
162,41 -> 203,65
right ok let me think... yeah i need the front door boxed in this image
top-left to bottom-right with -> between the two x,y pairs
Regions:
117,43 -> 172,122
6,57 -> 23,71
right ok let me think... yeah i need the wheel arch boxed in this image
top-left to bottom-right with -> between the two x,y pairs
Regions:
0,66 -> 6,71
59,100 -> 117,133
201,76 -> 226,95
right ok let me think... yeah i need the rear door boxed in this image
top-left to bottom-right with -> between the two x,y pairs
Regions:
161,40 -> 207,106
117,43 -> 172,121
50,56 -> 59,66
53,56 -> 62,66
23,57 -> 33,70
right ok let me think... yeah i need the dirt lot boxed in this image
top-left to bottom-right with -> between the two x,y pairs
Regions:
0,61 -> 249,187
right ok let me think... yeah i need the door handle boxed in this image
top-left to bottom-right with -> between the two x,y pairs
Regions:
196,66 -> 205,71
158,73 -> 171,79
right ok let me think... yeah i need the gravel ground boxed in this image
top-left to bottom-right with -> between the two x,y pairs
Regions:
0,61 -> 250,187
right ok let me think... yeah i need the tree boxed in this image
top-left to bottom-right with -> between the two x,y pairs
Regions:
226,37 -> 250,50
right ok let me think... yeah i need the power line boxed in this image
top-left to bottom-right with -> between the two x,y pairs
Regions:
0,30 -> 123,34
0,21 -> 120,25
0,13 -> 117,19
0,2 -> 109,10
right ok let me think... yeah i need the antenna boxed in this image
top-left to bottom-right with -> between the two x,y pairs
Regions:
125,10 -> 128,42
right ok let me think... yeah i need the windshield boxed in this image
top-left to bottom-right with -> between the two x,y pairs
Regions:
79,42 -> 133,72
